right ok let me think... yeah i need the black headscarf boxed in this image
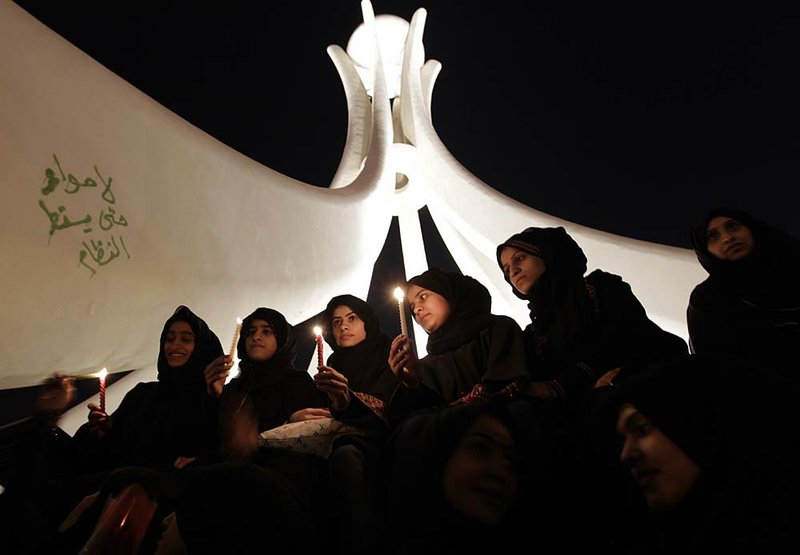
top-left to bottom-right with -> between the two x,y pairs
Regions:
496,226 -> 587,300
406,269 -> 493,355
226,307 -> 311,432
496,227 -> 594,349
689,208 -> 800,308
140,306 -> 223,461
612,354 -> 800,553
386,405 -> 520,552
157,305 -> 224,390
236,307 -> 297,375
614,354 -> 726,471
323,294 -> 396,402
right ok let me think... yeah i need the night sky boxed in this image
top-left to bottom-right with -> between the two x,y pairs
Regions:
12,1 -> 800,245
4,1 -> 800,422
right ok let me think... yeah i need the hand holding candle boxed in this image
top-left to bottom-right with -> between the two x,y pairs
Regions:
224,317 -> 243,386
98,367 -> 108,413
394,287 -> 408,337
314,326 -> 324,368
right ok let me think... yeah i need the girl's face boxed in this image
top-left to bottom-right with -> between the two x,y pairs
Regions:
407,284 -> 451,334
499,246 -> 547,295
331,305 -> 367,348
245,319 -> 278,361
705,216 -> 755,261
163,321 -> 196,368
617,403 -> 701,510
442,414 -> 519,526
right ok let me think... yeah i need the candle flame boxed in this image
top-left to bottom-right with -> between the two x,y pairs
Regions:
313,326 -> 322,336
99,367 -> 108,380
394,287 -> 404,301
236,317 -> 243,325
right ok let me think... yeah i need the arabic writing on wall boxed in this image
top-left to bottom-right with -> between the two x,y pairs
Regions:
38,154 -> 131,277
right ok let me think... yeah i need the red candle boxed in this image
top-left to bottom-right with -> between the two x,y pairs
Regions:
98,367 -> 108,413
314,326 -> 324,368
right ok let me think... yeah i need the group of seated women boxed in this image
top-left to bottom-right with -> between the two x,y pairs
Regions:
2,208 -> 798,555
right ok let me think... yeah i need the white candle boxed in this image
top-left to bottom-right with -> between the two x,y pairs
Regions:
394,287 -> 408,337
229,317 -> 243,358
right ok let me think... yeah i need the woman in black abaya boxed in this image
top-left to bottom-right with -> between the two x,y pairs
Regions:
687,208 -> 800,379
167,307 -> 328,554
313,294 -> 397,555
388,268 -> 530,414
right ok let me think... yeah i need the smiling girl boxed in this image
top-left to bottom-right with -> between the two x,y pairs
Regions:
613,354 -> 800,554
75,305 -> 224,470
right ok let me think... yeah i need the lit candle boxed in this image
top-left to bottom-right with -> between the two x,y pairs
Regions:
229,317 -> 243,358
98,367 -> 108,413
314,326 -> 324,368
394,287 -> 408,337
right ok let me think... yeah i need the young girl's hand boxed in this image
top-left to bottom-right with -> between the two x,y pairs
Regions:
87,403 -> 111,438
389,335 -> 420,388
289,407 -> 332,422
314,366 -> 351,411
204,355 -> 233,398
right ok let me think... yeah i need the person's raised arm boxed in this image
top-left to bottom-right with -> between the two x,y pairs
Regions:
204,354 -> 233,399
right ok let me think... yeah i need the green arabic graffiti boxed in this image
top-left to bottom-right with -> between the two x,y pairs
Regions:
78,235 -> 131,277
39,154 -> 131,277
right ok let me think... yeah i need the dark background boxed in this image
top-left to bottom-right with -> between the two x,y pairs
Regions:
4,1 -> 799,425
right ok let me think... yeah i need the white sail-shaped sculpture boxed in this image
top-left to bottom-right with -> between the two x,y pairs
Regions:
1,1 -> 706,435
0,0 -> 394,393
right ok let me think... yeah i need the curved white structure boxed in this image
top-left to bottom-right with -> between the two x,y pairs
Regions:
1,1 -> 704,433
0,1 -> 393,393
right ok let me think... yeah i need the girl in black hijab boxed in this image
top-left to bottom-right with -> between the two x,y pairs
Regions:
166,307 -> 328,554
385,403 -> 583,555
49,306 -> 224,553
614,353 -> 800,554
213,307 -> 326,449
385,405 -> 519,554
388,268 -> 529,413
74,304 -> 224,471
496,227 -> 689,554
315,294 -> 397,424
313,294 -> 397,555
688,208 -> 800,379
496,226 -> 687,400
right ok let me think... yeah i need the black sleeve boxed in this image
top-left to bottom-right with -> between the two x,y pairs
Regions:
331,392 -> 377,422
387,382 -> 444,424
687,290 -> 742,358
283,370 -> 327,418
72,383 -> 152,472
480,316 -> 530,386
179,389 -> 223,460
551,275 -> 687,397
417,316 -> 530,402
2,416 -> 75,493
